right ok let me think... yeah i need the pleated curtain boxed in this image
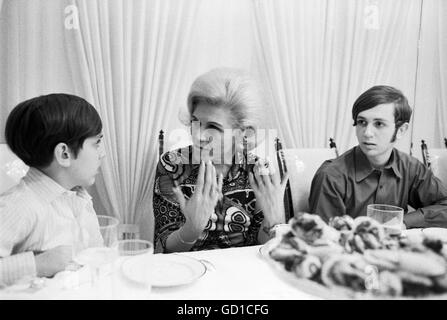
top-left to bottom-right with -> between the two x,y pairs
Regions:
65,0 -> 201,240
252,0 -> 422,153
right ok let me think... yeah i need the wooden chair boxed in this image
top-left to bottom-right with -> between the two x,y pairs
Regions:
159,130 -> 164,156
275,140 -> 338,218
421,140 -> 430,167
329,137 -> 340,157
420,140 -> 447,188
275,138 -> 294,223
118,223 -> 141,240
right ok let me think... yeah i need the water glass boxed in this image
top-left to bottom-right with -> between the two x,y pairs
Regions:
98,215 -> 119,247
71,215 -> 119,297
111,240 -> 154,299
366,204 -> 404,236
114,239 -> 154,256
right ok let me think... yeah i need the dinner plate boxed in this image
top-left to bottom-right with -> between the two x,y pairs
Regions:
121,254 -> 207,287
422,228 -> 447,243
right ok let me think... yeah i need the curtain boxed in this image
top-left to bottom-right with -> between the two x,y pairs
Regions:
0,0 -> 77,144
252,0 -> 422,153
65,0 -> 201,240
1,0 -> 445,241
435,1 -> 447,144
411,0 -> 447,150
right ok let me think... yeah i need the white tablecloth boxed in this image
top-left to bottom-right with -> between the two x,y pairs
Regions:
0,245 -> 321,300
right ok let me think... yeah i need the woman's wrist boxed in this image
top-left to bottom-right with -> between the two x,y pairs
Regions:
179,223 -> 202,243
262,210 -> 285,228
257,203 -> 285,225
176,229 -> 197,245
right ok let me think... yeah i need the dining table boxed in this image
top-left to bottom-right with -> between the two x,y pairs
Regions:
0,243 -> 321,300
0,228 -> 438,300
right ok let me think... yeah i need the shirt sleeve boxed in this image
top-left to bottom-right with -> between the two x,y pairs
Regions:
308,167 -> 346,223
0,201 -> 37,286
152,158 -> 185,253
0,252 -> 36,287
405,163 -> 447,228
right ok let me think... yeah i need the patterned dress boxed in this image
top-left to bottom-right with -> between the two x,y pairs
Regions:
153,146 -> 264,253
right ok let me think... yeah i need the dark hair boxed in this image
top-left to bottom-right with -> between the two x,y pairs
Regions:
352,85 -> 412,128
5,93 -> 102,168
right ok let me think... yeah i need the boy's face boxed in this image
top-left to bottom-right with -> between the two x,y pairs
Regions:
355,103 -> 399,163
69,133 -> 105,187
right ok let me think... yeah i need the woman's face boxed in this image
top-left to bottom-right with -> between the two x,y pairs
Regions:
191,102 -> 242,164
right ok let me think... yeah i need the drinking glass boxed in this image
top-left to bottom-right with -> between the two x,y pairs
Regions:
114,239 -> 154,256
72,215 -> 120,297
366,204 -> 404,236
111,239 -> 154,299
98,215 -> 119,247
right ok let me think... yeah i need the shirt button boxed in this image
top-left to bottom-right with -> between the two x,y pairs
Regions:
379,185 -> 383,189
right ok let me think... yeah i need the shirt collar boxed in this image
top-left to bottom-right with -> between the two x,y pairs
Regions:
386,149 -> 402,179
23,167 -> 91,203
354,146 -> 402,182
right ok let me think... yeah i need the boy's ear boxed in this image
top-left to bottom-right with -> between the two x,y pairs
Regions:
396,122 -> 409,140
54,143 -> 72,167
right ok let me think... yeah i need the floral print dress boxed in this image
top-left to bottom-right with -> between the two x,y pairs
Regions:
153,146 -> 264,253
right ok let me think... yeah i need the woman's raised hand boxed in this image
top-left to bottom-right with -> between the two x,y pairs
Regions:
172,160 -> 223,238
248,158 -> 290,227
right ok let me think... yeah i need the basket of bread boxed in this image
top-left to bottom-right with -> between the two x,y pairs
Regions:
261,213 -> 447,299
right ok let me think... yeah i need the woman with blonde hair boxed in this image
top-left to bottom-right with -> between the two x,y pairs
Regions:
153,68 -> 289,252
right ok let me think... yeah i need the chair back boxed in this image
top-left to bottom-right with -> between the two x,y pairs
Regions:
421,140 -> 430,166
281,148 -> 337,215
428,148 -> 447,188
274,138 -> 294,222
329,138 -> 339,157
118,223 -> 141,240
0,144 -> 29,194
158,129 -> 193,156
158,130 -> 164,156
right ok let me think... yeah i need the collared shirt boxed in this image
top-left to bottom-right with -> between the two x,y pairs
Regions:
308,146 -> 447,228
153,146 -> 264,253
0,168 -> 103,286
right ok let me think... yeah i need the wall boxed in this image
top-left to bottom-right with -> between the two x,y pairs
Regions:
1,0 -> 446,239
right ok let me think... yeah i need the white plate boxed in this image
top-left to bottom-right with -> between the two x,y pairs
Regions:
422,228 -> 447,243
121,254 -> 206,287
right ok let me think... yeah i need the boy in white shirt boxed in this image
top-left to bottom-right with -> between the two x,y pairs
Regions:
0,93 -> 106,286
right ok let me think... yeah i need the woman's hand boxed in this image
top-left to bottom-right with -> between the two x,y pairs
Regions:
249,159 -> 290,228
172,160 -> 223,240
